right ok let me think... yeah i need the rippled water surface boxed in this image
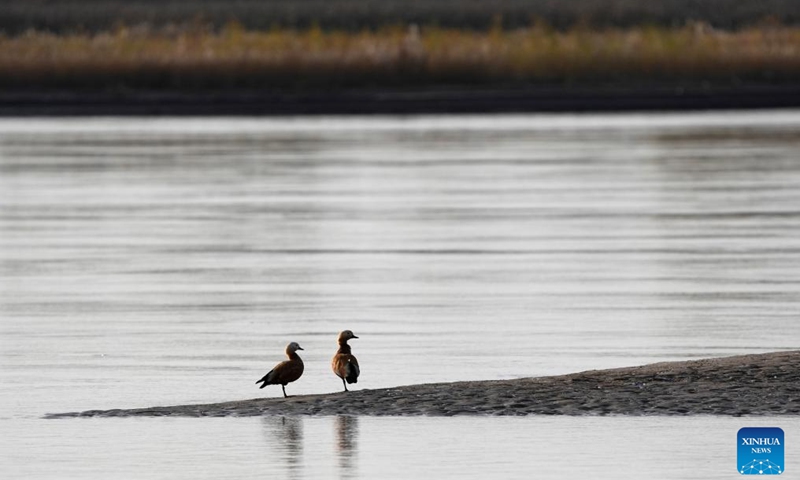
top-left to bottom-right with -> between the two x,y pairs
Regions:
1,112 -> 799,478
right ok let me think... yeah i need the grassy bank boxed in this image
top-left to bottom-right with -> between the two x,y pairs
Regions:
2,25 -> 799,92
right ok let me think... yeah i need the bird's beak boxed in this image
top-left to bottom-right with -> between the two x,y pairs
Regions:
351,335 -> 359,339
297,346 -> 304,350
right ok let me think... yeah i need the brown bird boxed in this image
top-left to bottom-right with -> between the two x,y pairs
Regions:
256,342 -> 304,398
331,330 -> 360,392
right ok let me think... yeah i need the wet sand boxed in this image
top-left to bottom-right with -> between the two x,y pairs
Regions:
46,351 -> 799,418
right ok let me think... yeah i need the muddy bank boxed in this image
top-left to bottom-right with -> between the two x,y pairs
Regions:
3,85 -> 800,116
46,351 -> 800,418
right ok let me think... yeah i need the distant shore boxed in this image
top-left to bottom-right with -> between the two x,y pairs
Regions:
3,23 -> 799,116
47,350 -> 800,418
6,0 -> 799,35
3,85 -> 800,116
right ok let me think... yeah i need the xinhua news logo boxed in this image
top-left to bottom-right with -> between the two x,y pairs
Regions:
738,427 -> 784,475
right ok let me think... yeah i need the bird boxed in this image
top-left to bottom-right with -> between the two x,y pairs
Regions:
331,330 -> 360,392
255,342 -> 304,398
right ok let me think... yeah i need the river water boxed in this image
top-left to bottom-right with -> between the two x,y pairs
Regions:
1,112 -> 799,478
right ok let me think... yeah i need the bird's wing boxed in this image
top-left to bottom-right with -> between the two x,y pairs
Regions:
256,366 -> 277,387
272,358 -> 304,384
345,355 -> 360,382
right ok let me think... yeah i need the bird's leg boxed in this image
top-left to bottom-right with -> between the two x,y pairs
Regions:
282,385 -> 287,398
342,377 -> 348,392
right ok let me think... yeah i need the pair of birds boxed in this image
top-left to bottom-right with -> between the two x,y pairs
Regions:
255,330 -> 359,397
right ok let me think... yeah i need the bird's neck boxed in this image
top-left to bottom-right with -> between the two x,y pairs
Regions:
337,342 -> 352,354
287,351 -> 303,361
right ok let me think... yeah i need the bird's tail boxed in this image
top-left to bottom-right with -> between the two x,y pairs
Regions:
256,370 -> 274,389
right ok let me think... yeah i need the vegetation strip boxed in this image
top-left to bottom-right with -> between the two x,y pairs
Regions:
2,26 -> 799,91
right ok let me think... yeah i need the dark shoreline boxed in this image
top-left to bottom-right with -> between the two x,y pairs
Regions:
3,85 -> 800,116
46,350 -> 800,418
5,0 -> 800,35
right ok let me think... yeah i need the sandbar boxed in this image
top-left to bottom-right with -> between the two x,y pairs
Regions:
46,350 -> 799,418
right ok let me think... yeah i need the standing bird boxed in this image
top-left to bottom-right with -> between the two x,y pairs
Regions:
332,330 -> 360,392
256,342 -> 305,398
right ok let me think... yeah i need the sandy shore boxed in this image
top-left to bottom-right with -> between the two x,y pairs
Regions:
47,351 -> 799,418
3,85 -> 800,116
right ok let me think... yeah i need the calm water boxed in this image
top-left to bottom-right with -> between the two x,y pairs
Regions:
1,112 -> 799,478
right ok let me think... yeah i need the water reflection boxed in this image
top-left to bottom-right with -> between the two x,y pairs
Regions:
259,415 -> 361,478
262,416 -> 304,480
335,416 -> 359,478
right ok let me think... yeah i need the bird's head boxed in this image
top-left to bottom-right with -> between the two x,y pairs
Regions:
338,330 -> 359,343
286,342 -> 304,353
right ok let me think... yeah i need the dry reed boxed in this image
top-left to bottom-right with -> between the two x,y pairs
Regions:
1,24 -> 798,90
